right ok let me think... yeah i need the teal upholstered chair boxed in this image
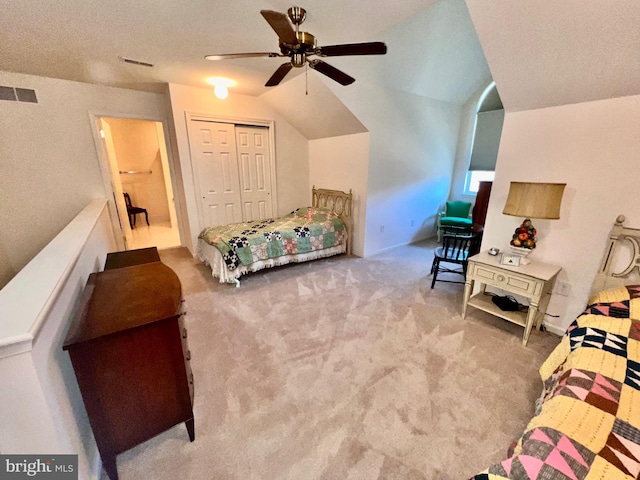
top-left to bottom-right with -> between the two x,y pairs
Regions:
437,200 -> 473,241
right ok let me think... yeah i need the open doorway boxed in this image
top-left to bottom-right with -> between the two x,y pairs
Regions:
99,117 -> 181,251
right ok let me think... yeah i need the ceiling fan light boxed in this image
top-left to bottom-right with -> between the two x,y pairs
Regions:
207,77 -> 234,99
213,84 -> 228,99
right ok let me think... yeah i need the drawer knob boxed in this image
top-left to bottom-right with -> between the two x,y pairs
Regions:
497,274 -> 505,282
186,350 -> 191,361
182,328 -> 188,339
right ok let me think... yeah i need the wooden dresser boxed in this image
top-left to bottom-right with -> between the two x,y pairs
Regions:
63,248 -> 194,480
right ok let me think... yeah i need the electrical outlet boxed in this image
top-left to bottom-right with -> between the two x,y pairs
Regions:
556,281 -> 571,296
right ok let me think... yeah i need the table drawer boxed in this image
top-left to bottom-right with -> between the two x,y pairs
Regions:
470,262 -> 541,296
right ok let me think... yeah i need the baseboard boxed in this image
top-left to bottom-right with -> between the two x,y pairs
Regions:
542,322 -> 565,337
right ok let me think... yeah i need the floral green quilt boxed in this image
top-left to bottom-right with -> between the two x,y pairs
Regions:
198,207 -> 347,272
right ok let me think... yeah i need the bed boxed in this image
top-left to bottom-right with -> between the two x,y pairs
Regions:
196,187 -> 353,285
471,215 -> 640,480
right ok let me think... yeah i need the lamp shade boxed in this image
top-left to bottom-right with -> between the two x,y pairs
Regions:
502,182 -> 566,219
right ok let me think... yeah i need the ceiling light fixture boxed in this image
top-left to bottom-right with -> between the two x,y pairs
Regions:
214,84 -> 228,99
207,77 -> 235,100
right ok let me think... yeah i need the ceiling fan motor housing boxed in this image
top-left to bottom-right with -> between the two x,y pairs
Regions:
287,7 -> 306,25
281,31 -> 316,68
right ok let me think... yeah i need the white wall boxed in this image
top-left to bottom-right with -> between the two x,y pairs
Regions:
482,93 -> 640,332
314,0 -> 489,256
166,83 -> 309,252
0,200 -> 116,480
309,133 -> 370,257
325,81 -> 462,255
0,71 -> 168,289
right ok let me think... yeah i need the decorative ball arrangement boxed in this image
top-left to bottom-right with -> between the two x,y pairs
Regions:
510,218 -> 537,250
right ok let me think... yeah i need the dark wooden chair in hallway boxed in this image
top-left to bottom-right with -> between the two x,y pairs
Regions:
124,192 -> 149,228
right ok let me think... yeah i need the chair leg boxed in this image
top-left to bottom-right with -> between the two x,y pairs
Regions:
431,260 -> 440,289
144,210 -> 149,226
128,214 -> 133,229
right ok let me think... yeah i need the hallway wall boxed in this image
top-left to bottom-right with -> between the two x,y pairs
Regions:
0,71 -> 168,290
106,118 -> 171,224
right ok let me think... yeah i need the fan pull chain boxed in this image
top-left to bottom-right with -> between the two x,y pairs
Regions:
305,63 -> 308,95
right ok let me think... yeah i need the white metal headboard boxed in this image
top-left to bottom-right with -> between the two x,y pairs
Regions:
591,215 -> 640,295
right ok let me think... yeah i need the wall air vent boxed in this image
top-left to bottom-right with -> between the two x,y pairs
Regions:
0,85 -> 38,103
119,56 -> 154,68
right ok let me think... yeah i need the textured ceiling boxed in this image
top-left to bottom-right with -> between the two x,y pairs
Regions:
465,0 -> 640,112
0,0 -> 436,96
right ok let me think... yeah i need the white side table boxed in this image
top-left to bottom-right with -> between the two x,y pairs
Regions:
462,251 -> 561,346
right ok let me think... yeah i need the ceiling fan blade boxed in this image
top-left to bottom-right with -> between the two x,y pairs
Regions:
265,62 -> 293,87
308,60 -> 355,86
205,52 -> 282,61
316,42 -> 387,57
260,10 -> 299,45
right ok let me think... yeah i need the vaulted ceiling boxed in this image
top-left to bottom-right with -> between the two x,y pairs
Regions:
2,1 -> 637,113
466,0 -> 640,111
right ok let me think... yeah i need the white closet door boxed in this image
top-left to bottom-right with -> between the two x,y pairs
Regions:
188,120 -> 243,228
235,125 -> 273,222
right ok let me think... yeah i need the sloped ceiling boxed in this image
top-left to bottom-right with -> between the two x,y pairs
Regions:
260,74 -> 367,140
260,0 -> 491,140
465,0 -> 640,112
376,0 -> 491,105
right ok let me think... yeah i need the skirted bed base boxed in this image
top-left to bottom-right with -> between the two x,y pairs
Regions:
196,241 -> 346,286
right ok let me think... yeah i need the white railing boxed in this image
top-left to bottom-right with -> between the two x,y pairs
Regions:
0,199 -> 116,480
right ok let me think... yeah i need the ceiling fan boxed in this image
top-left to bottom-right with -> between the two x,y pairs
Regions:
205,6 -> 387,87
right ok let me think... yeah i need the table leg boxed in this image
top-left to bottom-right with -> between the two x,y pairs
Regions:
462,279 -> 473,318
523,301 -> 539,346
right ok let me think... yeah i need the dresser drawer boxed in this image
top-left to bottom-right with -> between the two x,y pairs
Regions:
178,300 -> 189,351
469,262 -> 542,297
177,302 -> 193,404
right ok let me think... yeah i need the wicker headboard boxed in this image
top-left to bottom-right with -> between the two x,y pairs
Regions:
591,215 -> 640,295
312,186 -> 353,255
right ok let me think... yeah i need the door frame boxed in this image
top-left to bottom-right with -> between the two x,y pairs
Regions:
89,111 -> 185,251
185,112 -> 278,232
99,118 -> 134,249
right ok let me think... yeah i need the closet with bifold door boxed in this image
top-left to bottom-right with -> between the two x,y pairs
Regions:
187,119 -> 275,230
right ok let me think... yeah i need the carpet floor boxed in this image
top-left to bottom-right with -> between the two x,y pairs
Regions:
109,240 -> 559,480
